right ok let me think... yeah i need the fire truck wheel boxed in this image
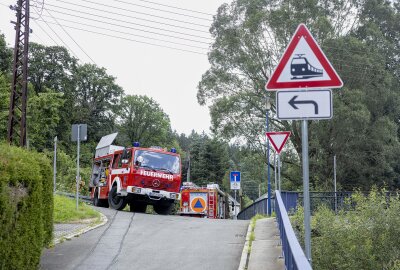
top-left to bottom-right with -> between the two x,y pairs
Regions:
153,203 -> 174,215
93,188 -> 109,208
129,202 -> 147,213
108,185 -> 127,210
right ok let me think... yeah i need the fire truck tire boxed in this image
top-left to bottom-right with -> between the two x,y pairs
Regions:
129,202 -> 147,213
93,188 -> 109,208
153,203 -> 174,215
108,185 -> 127,210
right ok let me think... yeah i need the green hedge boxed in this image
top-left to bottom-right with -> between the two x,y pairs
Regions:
0,143 -> 53,270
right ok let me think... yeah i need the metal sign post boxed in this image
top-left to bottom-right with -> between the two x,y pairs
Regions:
274,154 -> 277,191
278,154 -> 281,191
334,155 -> 337,213
53,136 -> 57,193
72,124 -> 87,210
302,120 -> 311,262
76,125 -> 80,210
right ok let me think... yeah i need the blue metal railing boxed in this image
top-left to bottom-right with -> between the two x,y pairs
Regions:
276,190 -> 312,270
237,196 -> 268,220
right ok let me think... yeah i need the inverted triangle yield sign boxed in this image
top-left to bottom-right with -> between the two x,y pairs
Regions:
266,131 -> 291,154
265,24 -> 343,90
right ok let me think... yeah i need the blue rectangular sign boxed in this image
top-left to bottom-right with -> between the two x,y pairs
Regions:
230,171 -> 241,190
230,171 -> 241,182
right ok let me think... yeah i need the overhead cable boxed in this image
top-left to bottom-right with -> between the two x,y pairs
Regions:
46,0 -> 210,28
44,3 -> 213,41
113,0 -> 213,21
32,20 -> 207,55
58,0 -> 210,31
31,19 -> 61,47
44,9 -> 96,64
44,7 -> 212,44
133,0 -> 214,16
38,15 -> 209,50
35,16 -> 80,59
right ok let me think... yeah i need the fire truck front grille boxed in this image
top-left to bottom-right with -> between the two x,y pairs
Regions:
140,179 -> 169,189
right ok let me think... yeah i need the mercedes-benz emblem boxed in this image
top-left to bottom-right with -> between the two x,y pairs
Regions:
152,179 -> 160,187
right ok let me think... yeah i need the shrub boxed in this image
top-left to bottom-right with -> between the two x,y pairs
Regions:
292,188 -> 400,270
0,143 -> 53,270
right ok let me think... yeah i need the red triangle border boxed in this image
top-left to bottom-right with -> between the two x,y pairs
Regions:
266,131 -> 291,154
265,24 -> 343,90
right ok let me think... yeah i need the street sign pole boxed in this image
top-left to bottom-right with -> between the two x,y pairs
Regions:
278,154 -> 281,191
234,190 -> 237,218
53,136 -> 57,193
274,154 -> 277,191
302,120 -> 311,263
334,155 -> 337,213
76,124 -> 80,210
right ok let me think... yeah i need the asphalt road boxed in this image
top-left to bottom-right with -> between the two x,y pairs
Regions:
41,207 -> 249,270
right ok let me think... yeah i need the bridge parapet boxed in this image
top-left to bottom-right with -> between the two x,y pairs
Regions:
275,190 -> 312,270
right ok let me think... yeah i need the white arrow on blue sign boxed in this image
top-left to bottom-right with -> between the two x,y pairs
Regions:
230,171 -> 241,190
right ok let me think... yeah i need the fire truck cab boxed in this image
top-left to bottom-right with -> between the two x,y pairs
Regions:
179,182 -> 229,219
89,133 -> 182,215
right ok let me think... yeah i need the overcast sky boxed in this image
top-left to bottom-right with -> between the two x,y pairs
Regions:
0,0 -> 230,135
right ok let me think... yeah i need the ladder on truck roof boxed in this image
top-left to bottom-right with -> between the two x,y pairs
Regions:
208,191 -> 215,218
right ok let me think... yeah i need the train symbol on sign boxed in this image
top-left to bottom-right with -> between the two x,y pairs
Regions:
291,54 -> 323,80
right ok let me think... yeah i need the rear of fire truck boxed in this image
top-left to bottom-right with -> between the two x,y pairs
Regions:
89,133 -> 182,215
179,182 -> 227,218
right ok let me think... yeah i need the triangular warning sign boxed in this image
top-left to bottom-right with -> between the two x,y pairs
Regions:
266,131 -> 291,154
265,24 -> 343,90
193,199 -> 203,209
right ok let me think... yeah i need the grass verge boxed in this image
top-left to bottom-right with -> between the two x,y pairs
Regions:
248,214 -> 267,253
54,195 -> 101,223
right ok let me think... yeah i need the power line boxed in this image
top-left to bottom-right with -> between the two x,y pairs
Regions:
46,0 -> 210,28
44,9 -> 96,64
133,0 -> 214,16
43,7 -> 212,45
59,0 -> 211,32
44,2 -> 213,41
33,20 -> 207,55
37,15 -> 209,50
113,0 -> 213,21
31,19 -> 61,46
36,15 -> 80,59
32,31 -> 46,44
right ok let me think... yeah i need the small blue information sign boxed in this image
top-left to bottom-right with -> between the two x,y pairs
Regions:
230,171 -> 241,190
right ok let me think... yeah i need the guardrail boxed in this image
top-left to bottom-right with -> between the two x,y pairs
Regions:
56,191 -> 92,203
275,190 -> 312,270
237,197 -> 269,220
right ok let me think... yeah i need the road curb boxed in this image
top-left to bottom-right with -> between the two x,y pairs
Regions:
53,211 -> 108,245
238,222 -> 252,270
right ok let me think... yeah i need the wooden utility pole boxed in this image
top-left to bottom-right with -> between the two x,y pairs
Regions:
7,0 -> 30,146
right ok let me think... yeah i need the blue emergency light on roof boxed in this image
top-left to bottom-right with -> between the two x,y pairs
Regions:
170,148 -> 176,153
133,142 -> 140,147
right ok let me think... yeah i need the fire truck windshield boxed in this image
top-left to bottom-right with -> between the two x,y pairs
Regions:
134,150 -> 180,174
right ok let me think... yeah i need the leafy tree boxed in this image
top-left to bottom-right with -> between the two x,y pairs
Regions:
71,63 -> 123,143
117,94 -> 172,147
0,75 -> 10,140
27,88 -> 65,151
28,43 -> 77,144
183,132 -> 229,188
0,32 -> 12,75
29,43 -> 77,94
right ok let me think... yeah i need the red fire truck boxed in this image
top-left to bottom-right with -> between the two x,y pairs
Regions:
179,182 -> 231,219
89,133 -> 182,215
